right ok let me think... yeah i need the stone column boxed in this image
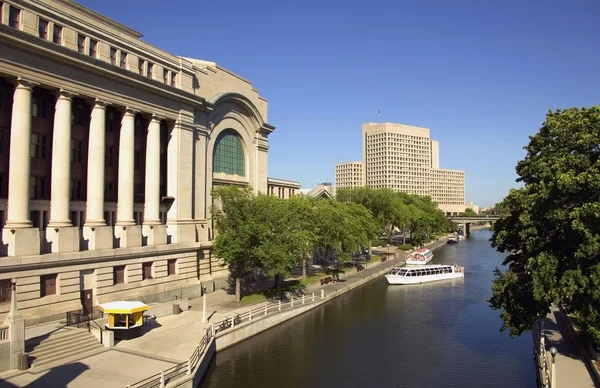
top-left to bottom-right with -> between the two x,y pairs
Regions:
46,90 -> 80,253
48,90 -> 74,227
5,79 -> 34,229
85,100 -> 108,227
144,115 -> 161,225
142,115 -> 166,245
116,108 -> 136,226
114,108 -> 141,247
82,100 -> 113,250
2,78 -> 40,257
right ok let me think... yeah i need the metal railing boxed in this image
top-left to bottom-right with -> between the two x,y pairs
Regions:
535,321 -> 553,387
127,325 -> 213,388
66,307 -> 104,330
212,290 -> 326,335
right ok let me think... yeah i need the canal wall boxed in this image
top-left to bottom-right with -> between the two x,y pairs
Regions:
167,236 -> 454,387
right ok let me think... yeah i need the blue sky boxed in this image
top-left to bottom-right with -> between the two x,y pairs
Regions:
81,0 -> 600,207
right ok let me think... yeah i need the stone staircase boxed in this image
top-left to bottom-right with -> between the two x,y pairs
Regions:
26,326 -> 105,371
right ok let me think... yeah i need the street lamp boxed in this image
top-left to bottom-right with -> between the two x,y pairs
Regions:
549,347 -> 557,388
10,278 -> 16,291
201,285 -> 207,324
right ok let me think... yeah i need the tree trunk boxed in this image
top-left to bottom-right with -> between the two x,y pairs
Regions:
235,277 -> 241,302
273,273 -> 283,289
302,257 -> 307,279
402,229 -> 406,245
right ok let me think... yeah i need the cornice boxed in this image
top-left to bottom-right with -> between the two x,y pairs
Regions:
0,26 -> 207,108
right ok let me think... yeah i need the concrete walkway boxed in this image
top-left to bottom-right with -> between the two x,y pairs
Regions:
542,306 -> 597,388
0,248 -> 407,388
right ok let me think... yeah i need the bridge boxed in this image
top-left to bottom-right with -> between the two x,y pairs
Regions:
447,215 -> 500,222
446,215 -> 500,236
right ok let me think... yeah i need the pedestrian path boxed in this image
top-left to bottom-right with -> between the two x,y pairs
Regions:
542,306 -> 597,388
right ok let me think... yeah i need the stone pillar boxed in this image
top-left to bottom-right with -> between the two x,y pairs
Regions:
3,279 -> 25,370
82,100 -> 113,250
114,108 -> 141,247
142,115 -> 166,245
2,78 -> 40,257
465,223 -> 471,236
46,90 -> 79,253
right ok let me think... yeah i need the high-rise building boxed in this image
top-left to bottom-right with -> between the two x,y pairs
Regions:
337,122 -> 466,214
335,162 -> 363,189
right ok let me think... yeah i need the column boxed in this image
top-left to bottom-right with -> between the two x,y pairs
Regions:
48,90 -> 74,227
82,100 -> 113,250
116,108 -> 136,226
5,78 -> 34,229
84,100 -> 108,226
143,115 -> 161,224
114,108 -> 141,248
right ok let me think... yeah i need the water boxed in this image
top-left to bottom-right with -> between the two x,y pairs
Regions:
199,229 -> 536,388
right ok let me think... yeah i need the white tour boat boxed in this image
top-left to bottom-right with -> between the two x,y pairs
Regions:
385,264 -> 465,285
405,248 -> 433,265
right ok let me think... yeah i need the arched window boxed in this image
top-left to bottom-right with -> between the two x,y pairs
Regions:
213,129 -> 245,176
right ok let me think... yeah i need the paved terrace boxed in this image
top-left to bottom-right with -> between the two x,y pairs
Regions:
0,246 -> 407,388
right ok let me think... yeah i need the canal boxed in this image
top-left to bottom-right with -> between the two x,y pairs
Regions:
199,229 -> 536,388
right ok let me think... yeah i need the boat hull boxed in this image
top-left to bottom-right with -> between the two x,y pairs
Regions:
385,272 -> 464,285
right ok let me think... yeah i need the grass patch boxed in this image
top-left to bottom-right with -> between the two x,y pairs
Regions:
368,255 -> 381,263
238,272 -> 329,305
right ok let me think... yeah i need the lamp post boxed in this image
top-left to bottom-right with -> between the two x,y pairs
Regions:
201,285 -> 207,324
549,347 -> 557,387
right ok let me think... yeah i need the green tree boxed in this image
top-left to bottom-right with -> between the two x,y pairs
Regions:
489,107 -> 600,344
462,207 -> 478,217
211,186 -> 258,302
283,196 -> 319,279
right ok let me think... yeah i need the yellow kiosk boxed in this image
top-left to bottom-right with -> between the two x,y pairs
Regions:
99,301 -> 149,340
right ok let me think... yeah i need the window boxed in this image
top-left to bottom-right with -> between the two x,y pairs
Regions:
167,259 -> 176,276
52,25 -> 62,45
142,262 -> 153,280
0,279 -> 11,304
212,129 -> 245,176
70,139 -> 84,163
135,150 -> 141,170
120,52 -> 127,69
109,47 -> 117,65
38,18 -> 49,39
104,181 -> 114,201
147,63 -> 153,79
170,72 -> 176,87
40,274 -> 57,297
8,6 -> 20,29
105,146 -> 114,167
88,39 -> 97,57
72,100 -> 88,126
138,59 -> 145,75
77,34 -> 86,53
113,266 -> 125,285
70,179 -> 83,200
163,69 -> 169,84
31,134 -> 49,159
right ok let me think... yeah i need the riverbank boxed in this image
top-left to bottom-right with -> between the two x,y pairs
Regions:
0,237 -> 450,387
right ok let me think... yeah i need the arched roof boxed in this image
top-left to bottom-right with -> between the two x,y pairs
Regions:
209,92 -> 265,127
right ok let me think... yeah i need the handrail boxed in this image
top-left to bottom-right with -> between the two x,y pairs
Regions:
128,325 -> 213,388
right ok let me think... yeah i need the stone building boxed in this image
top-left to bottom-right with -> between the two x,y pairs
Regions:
267,178 -> 300,199
0,0 -> 274,324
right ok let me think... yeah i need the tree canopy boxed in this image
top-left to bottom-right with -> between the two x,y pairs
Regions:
489,107 -> 600,344
211,187 -> 378,301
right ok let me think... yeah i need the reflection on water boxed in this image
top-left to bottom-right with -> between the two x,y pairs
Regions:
199,230 -> 536,388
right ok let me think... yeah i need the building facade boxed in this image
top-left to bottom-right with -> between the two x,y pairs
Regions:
334,161 -> 362,189
0,0 -> 274,324
267,177 -> 300,199
361,122 -> 465,214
